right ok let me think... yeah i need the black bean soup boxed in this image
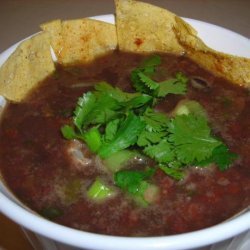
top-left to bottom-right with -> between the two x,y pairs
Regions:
0,52 -> 249,236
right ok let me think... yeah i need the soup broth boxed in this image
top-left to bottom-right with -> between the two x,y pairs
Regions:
0,52 -> 249,236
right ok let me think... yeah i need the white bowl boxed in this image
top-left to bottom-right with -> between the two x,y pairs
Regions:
0,14 -> 250,250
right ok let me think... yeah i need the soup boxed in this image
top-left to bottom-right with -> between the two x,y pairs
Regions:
0,52 -> 249,236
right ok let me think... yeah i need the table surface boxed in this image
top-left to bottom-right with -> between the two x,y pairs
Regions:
0,0 -> 250,249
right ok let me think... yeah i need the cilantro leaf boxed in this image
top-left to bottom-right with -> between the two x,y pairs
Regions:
144,139 -> 175,163
130,55 -> 162,95
114,168 -> 155,195
104,119 -> 120,142
61,125 -> 102,153
83,127 -> 102,153
131,69 -> 159,95
137,130 -> 167,147
73,92 -> 96,131
137,55 -> 162,77
142,108 -> 169,132
61,125 -> 85,141
85,92 -> 120,125
168,114 -> 221,163
98,112 -> 146,159
137,108 -> 169,147
197,144 -> 238,171
211,144 -> 238,171
73,91 -> 120,130
95,81 -> 138,102
61,125 -> 78,140
138,72 -> 159,91
122,94 -> 153,110
157,72 -> 188,97
95,82 -> 152,112
176,72 -> 189,84
159,164 -> 184,181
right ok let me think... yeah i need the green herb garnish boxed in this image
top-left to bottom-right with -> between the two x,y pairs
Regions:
197,144 -> 238,171
131,55 -> 187,98
98,112 -> 145,158
168,114 -> 222,163
87,178 -> 116,201
114,168 -> 157,206
61,55 -> 238,205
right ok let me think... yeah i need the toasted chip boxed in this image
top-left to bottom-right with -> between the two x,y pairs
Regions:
41,18 -> 118,65
115,0 -> 190,54
40,19 -> 63,57
174,17 -> 250,86
0,32 -> 55,102
115,0 -> 250,87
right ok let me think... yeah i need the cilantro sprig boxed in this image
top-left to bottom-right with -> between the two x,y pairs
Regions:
168,114 -> 222,163
98,112 -> 145,158
114,168 -> 157,206
114,168 -> 155,195
197,144 -> 238,171
131,55 -> 188,98
62,55 -> 238,204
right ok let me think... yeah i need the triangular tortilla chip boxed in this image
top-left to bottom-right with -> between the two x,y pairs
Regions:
115,0 -> 193,54
0,32 -> 55,102
41,18 -> 118,65
40,19 -> 63,58
174,17 -> 250,86
115,0 -> 250,87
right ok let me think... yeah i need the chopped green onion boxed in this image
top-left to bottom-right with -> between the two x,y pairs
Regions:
87,178 -> 115,201
103,150 -> 139,172
83,126 -> 102,153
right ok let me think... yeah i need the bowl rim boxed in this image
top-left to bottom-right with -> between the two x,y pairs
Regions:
0,14 -> 250,250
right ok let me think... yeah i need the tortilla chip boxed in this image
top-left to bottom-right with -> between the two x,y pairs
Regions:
174,17 -> 250,86
41,18 -> 118,65
40,19 -> 63,58
115,0 -> 250,87
115,0 -> 191,54
0,32 -> 55,102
